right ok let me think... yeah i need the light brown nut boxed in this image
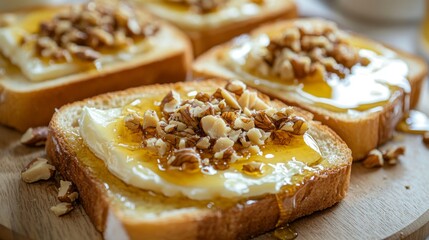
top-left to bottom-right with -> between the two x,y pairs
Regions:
195,92 -> 211,102
279,116 -> 308,135
90,28 -> 114,46
213,137 -> 234,153
58,180 -> 79,203
67,44 -> 101,61
160,90 -> 181,114
143,110 -> 159,129
423,132 -> 429,147
21,158 -> 55,183
242,161 -> 264,176
221,111 -> 238,125
196,137 -> 211,149
362,149 -> 384,168
50,202 -> 74,217
20,126 -> 49,147
253,111 -> 275,131
168,148 -> 201,172
178,106 -> 198,127
383,146 -> 405,165
201,115 -> 228,139
290,56 -> 311,79
124,112 -> 142,132
220,88 -> 241,110
225,80 -> 246,96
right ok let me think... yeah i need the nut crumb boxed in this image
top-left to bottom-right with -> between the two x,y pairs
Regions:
362,149 -> 384,168
50,202 -> 73,216
20,126 -> 49,147
21,158 -> 55,183
405,185 -> 410,190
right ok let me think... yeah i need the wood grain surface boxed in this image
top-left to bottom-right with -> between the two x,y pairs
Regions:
1,83 -> 429,240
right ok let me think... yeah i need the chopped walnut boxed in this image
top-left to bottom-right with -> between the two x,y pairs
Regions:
24,1 -> 158,62
168,148 -> 201,172
242,161 -> 264,176
383,146 -> 405,165
20,126 -> 49,147
126,81 -> 309,172
362,149 -> 384,168
246,20 -> 366,81
21,158 -> 56,183
124,112 -> 142,132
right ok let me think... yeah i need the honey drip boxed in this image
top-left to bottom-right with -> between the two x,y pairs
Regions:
396,110 -> 429,134
273,224 -> 298,240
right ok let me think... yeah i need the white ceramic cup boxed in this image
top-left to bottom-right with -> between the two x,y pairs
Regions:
337,0 -> 425,23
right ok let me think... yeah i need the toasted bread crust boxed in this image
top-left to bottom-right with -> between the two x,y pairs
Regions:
192,19 -> 427,160
0,22 -> 192,132
46,79 -> 352,239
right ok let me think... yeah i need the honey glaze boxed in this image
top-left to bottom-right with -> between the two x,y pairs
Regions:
225,34 -> 411,114
79,86 -> 332,201
273,224 -> 298,240
396,110 -> 429,134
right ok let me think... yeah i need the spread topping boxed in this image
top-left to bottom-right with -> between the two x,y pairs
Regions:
79,81 -> 324,200
225,19 -> 410,113
245,20 -> 368,82
124,80 -> 308,172
21,1 -> 158,62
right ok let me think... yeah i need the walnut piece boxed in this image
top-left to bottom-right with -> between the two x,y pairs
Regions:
168,148 -> 201,172
20,126 -> 49,147
225,80 -> 246,96
21,158 -> 55,183
201,115 -> 229,139
362,149 -> 384,168
25,1 -> 158,62
124,112 -> 142,132
58,180 -> 79,203
242,161 -> 264,176
50,202 -> 74,217
383,146 -> 405,165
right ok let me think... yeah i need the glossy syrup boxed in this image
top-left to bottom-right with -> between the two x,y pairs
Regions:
226,33 -> 411,114
273,224 -> 298,240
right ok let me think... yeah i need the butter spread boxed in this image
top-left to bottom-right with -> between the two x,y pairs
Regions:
80,82 -> 324,200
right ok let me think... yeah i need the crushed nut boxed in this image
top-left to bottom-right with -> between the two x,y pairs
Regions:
383,146 -> 405,165
245,20 -> 366,81
50,202 -> 74,217
24,1 -> 158,62
242,161 -> 264,176
126,81 -> 308,172
20,126 -> 49,147
225,80 -> 246,96
124,113 -> 142,132
161,91 -> 181,114
362,149 -> 384,168
58,180 -> 79,203
168,148 -> 201,172
21,158 -> 55,183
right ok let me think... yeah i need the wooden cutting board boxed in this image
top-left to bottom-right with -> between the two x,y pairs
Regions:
1,87 -> 429,240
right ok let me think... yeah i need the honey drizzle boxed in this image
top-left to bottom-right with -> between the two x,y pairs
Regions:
226,33 -> 411,114
273,224 -> 298,240
396,110 -> 429,134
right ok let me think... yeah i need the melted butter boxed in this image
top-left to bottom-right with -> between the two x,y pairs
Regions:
396,110 -> 429,134
226,34 -> 411,114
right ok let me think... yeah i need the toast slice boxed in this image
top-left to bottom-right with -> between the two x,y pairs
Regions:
137,0 -> 297,56
46,79 -> 352,240
193,19 -> 428,160
0,1 -> 192,132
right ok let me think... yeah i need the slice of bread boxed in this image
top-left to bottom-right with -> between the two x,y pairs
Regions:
0,5 -> 192,132
46,79 -> 352,240
193,19 -> 428,160
138,0 -> 297,56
